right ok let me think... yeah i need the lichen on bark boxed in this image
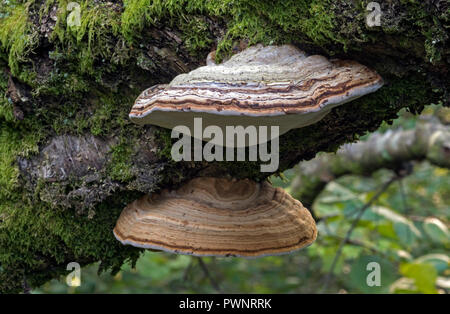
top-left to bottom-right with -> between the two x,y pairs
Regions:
0,0 -> 449,292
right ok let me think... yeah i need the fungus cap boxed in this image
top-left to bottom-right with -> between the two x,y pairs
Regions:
113,177 -> 317,257
130,44 -> 383,145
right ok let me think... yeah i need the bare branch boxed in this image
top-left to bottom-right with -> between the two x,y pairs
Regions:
196,257 -> 223,293
321,175 -> 399,293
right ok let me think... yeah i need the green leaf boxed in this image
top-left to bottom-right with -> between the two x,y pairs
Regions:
376,222 -> 398,239
371,206 -> 421,244
423,218 -> 449,244
399,262 -> 438,294
414,254 -> 449,274
394,222 -> 416,246
319,182 -> 359,203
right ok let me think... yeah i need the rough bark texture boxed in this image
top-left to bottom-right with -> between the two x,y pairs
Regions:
290,115 -> 450,209
0,0 -> 449,292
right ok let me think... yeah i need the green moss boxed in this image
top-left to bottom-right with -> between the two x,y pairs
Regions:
0,122 -> 42,201
120,0 -> 152,42
52,0 -> 122,74
0,190 -> 142,293
0,108 -> 140,292
88,93 -> 133,136
0,69 -> 43,205
0,70 -> 14,122
398,1 -> 447,63
0,126 -> 22,200
119,0 -> 349,60
107,139 -> 135,182
2,0 -> 447,88
180,17 -> 214,55
34,66 -> 90,96
153,127 -> 174,160
0,0 -> 38,76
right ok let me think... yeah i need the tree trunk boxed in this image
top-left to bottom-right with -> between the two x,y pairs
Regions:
0,0 -> 448,292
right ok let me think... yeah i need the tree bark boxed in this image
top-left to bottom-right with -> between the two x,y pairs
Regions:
0,0 -> 449,292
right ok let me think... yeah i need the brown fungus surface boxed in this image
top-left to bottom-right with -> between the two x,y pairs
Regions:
113,177 -> 317,257
130,44 -> 383,141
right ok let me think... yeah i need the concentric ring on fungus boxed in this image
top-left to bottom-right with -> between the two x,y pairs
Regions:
113,177 -> 317,257
130,44 -> 383,144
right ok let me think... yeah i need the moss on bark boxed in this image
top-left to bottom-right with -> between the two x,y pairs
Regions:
0,0 -> 448,292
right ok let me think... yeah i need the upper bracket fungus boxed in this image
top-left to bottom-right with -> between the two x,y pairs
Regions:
113,177 -> 317,257
130,44 -> 383,146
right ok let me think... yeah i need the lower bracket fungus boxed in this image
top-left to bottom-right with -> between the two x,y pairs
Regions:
113,177 -> 317,257
130,44 -> 383,146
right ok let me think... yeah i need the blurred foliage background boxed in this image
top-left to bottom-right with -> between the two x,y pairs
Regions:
36,105 -> 449,294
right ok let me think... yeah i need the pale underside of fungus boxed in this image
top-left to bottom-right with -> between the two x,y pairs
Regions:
130,44 -> 383,145
113,177 -> 317,257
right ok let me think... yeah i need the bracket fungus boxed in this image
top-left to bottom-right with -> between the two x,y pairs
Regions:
113,177 -> 317,257
130,44 -> 383,145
